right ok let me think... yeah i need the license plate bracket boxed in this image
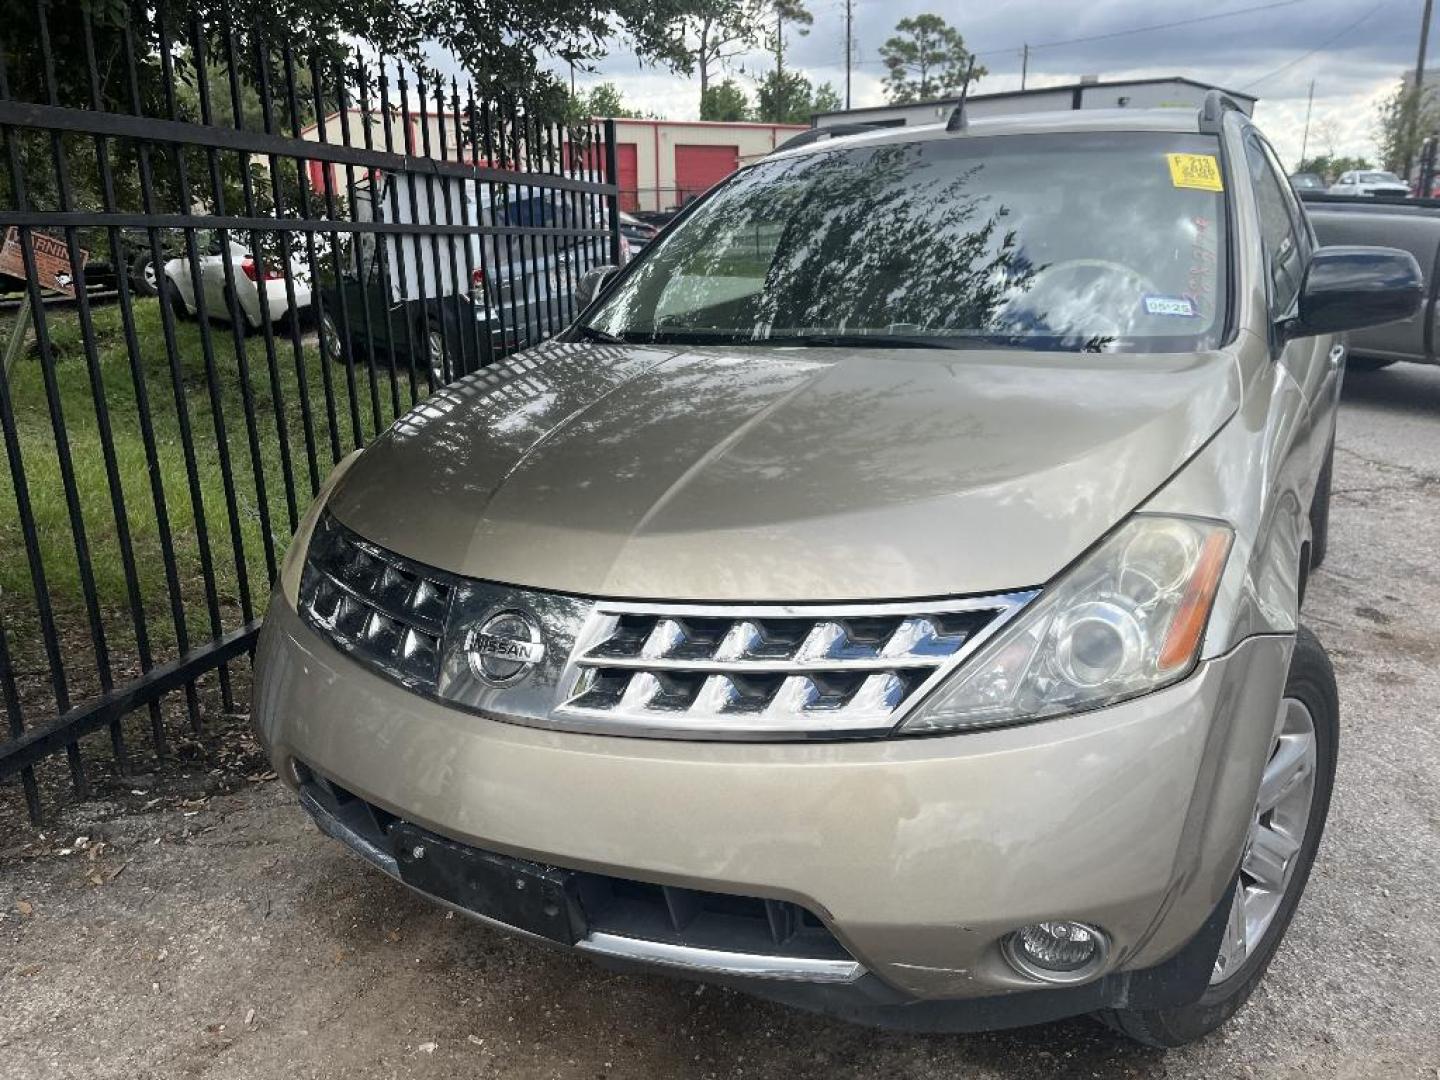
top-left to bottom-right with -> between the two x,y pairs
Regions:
390,822 -> 587,945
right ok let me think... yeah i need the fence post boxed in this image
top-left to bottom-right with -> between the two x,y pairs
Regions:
603,118 -> 622,267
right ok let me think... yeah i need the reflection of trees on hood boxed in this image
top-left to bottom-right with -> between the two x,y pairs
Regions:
754,144 -> 1040,333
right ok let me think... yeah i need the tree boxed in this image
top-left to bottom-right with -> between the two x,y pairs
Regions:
683,0 -> 767,117
580,83 -> 646,119
756,71 -> 836,124
748,0 -> 813,123
812,82 -> 842,114
1375,77 -> 1440,177
879,14 -> 985,104
701,79 -> 753,121
1295,154 -> 1374,184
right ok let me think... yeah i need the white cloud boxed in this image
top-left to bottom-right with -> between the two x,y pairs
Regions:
563,0 -> 1423,166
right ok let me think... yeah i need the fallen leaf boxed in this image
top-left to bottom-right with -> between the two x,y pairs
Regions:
15,963 -> 42,977
15,900 -> 33,917
87,873 -> 104,887
418,1042 -> 437,1055
245,1008 -> 256,1026
386,928 -> 402,943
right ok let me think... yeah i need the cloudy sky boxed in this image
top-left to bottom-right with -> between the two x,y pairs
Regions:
567,0 -> 1428,167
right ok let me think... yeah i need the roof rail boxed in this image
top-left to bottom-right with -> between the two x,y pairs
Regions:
769,122 -> 885,155
1198,88 -> 1244,134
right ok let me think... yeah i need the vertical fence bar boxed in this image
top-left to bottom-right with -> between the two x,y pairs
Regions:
254,30 -> 322,498
377,62 -> 422,407
190,18 -> 278,591
156,0 -> 239,712
0,617 -> 40,820
309,48 -> 366,446
604,119 -> 623,268
121,16 -> 207,733
396,68 -> 443,395
280,37 -> 343,466
354,57 -> 404,419
78,7 -> 166,759
223,19 -> 299,537
334,57 -> 386,431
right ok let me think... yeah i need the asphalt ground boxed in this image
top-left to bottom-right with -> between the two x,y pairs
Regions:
2,361 -> 1438,1079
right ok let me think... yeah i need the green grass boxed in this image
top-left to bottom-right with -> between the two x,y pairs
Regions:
0,297 -> 414,704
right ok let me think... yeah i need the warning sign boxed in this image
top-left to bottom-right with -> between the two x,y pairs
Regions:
0,227 -> 88,298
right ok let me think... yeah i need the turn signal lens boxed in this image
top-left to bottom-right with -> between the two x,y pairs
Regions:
900,515 -> 1233,733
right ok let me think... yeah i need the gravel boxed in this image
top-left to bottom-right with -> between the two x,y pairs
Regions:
3,363 -> 1439,1080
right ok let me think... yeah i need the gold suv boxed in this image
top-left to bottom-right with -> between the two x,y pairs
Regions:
253,94 -> 1421,1045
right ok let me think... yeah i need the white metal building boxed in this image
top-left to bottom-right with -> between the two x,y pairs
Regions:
299,110 -> 806,216
812,77 -> 1256,130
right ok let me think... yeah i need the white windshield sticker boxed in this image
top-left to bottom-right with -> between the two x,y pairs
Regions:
1143,294 -> 1196,318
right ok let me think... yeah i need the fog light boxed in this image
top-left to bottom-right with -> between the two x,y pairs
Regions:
1003,921 -> 1109,984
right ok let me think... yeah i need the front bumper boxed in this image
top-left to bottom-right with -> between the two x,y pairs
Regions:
254,591 -> 1289,1016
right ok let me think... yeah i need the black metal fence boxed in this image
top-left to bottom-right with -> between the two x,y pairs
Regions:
0,1 -> 622,821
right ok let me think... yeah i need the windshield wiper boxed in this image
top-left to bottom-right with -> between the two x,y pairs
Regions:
784,334 -> 958,350
571,323 -> 627,344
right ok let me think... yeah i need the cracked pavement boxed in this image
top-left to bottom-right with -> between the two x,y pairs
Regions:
2,363 -> 1439,1079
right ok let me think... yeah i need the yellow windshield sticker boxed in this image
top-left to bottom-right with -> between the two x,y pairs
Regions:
1167,153 -> 1224,192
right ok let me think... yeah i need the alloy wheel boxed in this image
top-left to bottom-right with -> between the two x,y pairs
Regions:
427,329 -> 446,385
321,313 -> 344,363
1210,697 -> 1318,984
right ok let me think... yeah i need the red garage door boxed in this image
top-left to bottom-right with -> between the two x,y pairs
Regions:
616,142 -> 639,212
568,141 -> 639,211
675,144 -> 738,205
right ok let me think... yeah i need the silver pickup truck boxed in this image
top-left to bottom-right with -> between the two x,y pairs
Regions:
1306,193 -> 1439,369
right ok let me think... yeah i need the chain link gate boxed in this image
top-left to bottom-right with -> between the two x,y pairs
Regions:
0,0 -> 623,822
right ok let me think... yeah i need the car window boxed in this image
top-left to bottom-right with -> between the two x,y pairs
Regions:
1244,134 -> 1304,314
588,131 -> 1231,353
1260,139 -> 1313,257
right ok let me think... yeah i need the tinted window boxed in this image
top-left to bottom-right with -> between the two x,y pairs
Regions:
1245,135 -> 1304,313
588,132 -> 1230,353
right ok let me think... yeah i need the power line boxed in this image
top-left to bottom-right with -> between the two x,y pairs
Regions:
849,0 -> 1304,66
977,0 -> 1303,57
1239,0 -> 1398,89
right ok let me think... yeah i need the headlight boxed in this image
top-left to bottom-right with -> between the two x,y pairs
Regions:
900,515 -> 1232,734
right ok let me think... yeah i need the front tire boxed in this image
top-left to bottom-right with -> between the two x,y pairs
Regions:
1098,626 -> 1338,1047
130,251 -> 159,297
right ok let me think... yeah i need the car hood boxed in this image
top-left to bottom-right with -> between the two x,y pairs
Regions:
325,340 -> 1242,601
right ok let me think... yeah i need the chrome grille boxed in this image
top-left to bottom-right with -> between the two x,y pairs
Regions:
556,596 -> 1034,738
299,515 -> 455,691
297,515 -> 1037,740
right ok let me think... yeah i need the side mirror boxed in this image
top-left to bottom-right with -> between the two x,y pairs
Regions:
1286,246 -> 1424,339
575,264 -> 620,308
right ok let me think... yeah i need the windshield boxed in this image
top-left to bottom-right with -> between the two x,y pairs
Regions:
1360,172 -> 1403,184
584,132 -> 1230,353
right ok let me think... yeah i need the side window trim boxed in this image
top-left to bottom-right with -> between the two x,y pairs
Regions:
1243,129 -> 1304,319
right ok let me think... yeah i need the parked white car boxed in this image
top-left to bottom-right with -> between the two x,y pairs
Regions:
1328,170 -> 1410,197
163,232 -> 312,329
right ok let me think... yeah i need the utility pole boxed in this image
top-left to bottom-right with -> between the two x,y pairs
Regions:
1404,0 -> 1435,180
1021,44 -> 1029,91
1299,78 -> 1315,168
845,0 -> 853,109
